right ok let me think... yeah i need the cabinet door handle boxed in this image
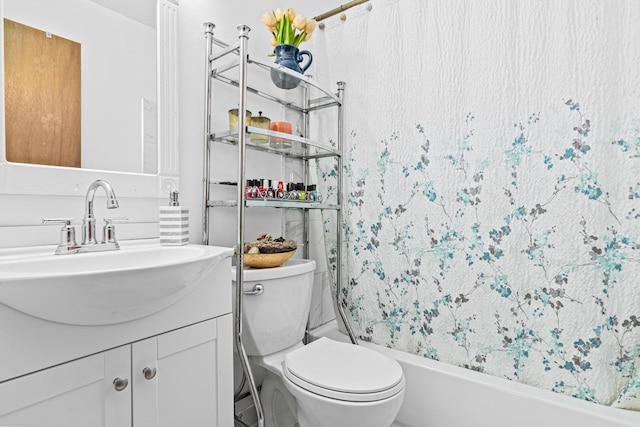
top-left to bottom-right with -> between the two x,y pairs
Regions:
143,367 -> 157,380
113,377 -> 129,391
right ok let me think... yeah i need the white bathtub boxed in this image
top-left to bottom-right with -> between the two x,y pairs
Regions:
311,322 -> 640,427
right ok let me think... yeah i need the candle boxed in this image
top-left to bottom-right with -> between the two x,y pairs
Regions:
269,121 -> 292,148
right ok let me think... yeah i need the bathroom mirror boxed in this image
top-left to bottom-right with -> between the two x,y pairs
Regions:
0,0 -> 179,197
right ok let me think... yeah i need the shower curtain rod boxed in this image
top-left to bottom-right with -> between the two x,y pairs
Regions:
313,0 -> 370,22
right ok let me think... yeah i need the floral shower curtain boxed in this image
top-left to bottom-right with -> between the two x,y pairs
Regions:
310,0 -> 640,409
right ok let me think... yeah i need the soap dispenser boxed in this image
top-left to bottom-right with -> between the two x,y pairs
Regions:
159,191 -> 189,245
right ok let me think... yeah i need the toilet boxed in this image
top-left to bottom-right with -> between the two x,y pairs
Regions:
232,259 -> 405,427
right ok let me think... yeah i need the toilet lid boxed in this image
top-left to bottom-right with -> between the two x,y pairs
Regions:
282,337 -> 405,402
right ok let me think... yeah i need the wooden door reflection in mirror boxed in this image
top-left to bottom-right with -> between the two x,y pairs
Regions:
4,18 -> 81,168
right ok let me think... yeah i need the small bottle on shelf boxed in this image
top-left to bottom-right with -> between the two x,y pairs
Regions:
306,184 -> 317,201
296,183 -> 306,200
266,179 -> 275,198
277,181 -> 285,198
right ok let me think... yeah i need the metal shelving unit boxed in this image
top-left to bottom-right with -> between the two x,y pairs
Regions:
202,23 -> 356,427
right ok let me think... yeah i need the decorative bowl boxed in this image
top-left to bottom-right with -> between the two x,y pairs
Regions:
243,250 -> 295,268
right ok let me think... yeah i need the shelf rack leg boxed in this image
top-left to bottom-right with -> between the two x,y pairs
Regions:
335,81 -> 359,345
202,22 -> 215,245
233,24 -> 265,427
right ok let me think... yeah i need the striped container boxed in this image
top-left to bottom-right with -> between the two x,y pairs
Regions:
159,205 -> 189,245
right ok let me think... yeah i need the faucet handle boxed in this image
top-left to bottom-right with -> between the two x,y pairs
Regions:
103,217 -> 129,244
43,218 -> 77,248
104,217 -> 129,224
43,217 -> 73,225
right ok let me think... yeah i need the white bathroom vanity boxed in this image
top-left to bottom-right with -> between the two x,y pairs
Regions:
0,242 -> 233,426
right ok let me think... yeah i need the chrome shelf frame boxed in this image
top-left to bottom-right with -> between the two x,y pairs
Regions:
202,22 -> 356,427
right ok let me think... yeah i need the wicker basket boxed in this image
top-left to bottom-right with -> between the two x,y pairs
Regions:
242,250 -> 295,268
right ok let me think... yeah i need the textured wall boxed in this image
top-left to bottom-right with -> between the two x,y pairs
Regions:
310,0 -> 640,409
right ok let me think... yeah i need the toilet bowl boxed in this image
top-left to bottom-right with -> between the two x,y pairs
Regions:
232,259 -> 405,427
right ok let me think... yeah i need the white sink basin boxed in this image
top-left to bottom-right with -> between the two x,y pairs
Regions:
0,242 -> 233,325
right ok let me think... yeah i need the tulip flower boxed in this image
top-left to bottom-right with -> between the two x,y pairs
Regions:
304,19 -> 317,36
292,14 -> 307,30
274,8 -> 283,22
285,8 -> 296,21
262,13 -> 276,28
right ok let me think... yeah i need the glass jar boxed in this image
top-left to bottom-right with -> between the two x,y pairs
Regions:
250,111 -> 271,143
228,108 -> 252,130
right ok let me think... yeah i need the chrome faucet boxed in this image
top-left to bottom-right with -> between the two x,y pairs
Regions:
43,179 -> 126,255
82,179 -> 119,245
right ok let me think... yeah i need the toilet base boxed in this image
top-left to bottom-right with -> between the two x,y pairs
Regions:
252,339 -> 404,427
260,373 -> 298,427
282,371 -> 405,427
260,372 -> 403,427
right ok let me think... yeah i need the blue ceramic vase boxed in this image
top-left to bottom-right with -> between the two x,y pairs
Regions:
270,44 -> 313,90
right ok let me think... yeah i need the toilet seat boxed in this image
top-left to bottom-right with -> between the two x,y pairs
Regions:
282,337 -> 405,402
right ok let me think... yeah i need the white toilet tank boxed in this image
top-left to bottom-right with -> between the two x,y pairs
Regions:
232,259 -> 316,356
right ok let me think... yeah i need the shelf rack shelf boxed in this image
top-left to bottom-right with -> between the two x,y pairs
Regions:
210,127 -> 340,159
210,54 -> 341,113
208,198 -> 341,210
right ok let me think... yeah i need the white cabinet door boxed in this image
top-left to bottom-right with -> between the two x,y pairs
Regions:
0,315 -> 232,427
132,314 -> 233,427
0,345 -> 131,427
